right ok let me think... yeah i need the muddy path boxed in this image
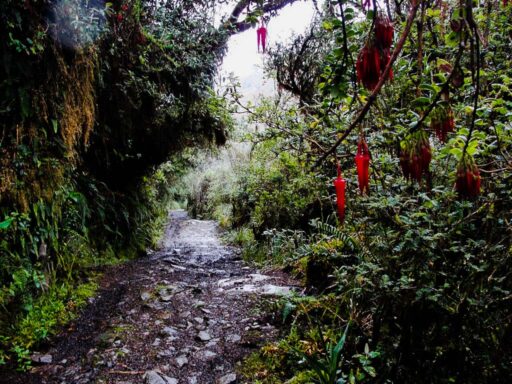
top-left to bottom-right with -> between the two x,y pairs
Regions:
1,210 -> 297,384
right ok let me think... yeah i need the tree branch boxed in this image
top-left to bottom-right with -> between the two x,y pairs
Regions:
221,0 -> 301,34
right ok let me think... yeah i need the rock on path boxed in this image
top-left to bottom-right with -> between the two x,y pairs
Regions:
1,210 -> 296,384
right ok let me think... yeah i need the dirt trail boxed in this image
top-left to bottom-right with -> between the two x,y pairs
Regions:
2,210 -> 296,384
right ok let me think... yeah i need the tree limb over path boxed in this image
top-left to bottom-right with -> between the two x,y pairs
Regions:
222,0 -> 303,34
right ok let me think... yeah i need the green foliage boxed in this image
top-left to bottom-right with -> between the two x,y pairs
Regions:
294,323 -> 350,384
240,296 -> 378,384
200,2 -> 512,383
0,280 -> 98,369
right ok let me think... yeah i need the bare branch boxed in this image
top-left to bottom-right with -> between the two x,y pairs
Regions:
221,0 -> 302,34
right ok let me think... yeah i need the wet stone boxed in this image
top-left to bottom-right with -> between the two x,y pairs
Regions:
197,330 -> 211,341
225,334 -> 241,343
175,355 -> 188,367
161,326 -> 179,337
143,370 -> 178,384
218,373 -> 237,384
31,353 -> 53,364
141,292 -> 152,301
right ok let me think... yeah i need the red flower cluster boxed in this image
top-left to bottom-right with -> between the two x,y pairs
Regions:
375,15 -> 394,49
430,104 -> 455,142
400,130 -> 432,183
355,138 -> 370,194
356,44 -> 381,90
455,155 -> 481,198
356,15 -> 394,91
333,165 -> 346,223
116,3 -> 129,22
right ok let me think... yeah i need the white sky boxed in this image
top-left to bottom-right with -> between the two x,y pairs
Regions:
220,1 -> 317,89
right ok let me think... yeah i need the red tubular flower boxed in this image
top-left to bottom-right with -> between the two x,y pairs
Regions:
333,165 -> 346,223
455,155 -> 481,198
400,130 -> 431,183
355,138 -> 370,194
375,15 -> 394,49
431,104 -> 455,142
257,26 -> 267,53
356,44 -> 381,91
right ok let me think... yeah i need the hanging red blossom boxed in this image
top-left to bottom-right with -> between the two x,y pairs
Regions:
375,15 -> 394,49
257,25 -> 267,53
356,43 -> 381,91
355,138 -> 371,194
455,154 -> 481,198
430,104 -> 455,142
400,130 -> 431,183
333,164 -> 346,223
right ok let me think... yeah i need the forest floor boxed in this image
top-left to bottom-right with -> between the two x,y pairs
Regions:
1,210 -> 298,384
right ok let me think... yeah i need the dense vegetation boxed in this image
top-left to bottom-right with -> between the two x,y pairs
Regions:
189,0 -> 512,383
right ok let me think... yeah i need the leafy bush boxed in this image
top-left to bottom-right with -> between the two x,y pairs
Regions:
205,2 -> 512,383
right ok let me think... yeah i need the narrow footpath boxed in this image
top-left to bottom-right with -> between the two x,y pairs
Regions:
2,210 -> 296,384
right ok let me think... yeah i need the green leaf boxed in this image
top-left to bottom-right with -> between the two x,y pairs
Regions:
412,97 -> 431,106
445,32 -> 460,48
449,147 -> 463,159
419,83 -> 437,92
0,217 -> 14,230
51,119 -> 58,134
322,20 -> 333,31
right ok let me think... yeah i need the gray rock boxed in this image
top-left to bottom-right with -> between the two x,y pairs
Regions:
206,340 -> 218,348
175,355 -> 188,368
225,334 -> 241,343
143,370 -> 178,384
197,330 -> 211,341
31,353 -> 53,364
202,350 -> 217,359
161,326 -> 179,337
141,292 -> 152,301
218,373 -> 237,384
157,349 -> 175,358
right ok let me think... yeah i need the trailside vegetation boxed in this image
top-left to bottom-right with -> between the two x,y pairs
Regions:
189,0 -> 512,382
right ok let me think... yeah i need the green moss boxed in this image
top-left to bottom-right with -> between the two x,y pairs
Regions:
239,350 -> 284,384
4,279 -> 98,368
285,370 -> 317,383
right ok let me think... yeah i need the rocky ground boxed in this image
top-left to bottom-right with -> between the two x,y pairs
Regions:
1,210 -> 297,384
